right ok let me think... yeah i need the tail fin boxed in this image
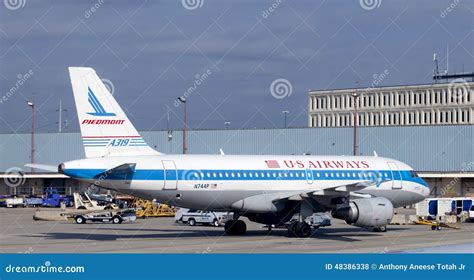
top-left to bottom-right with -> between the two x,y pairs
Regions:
68,67 -> 161,158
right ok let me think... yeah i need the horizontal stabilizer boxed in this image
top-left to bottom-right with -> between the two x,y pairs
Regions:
24,163 -> 58,172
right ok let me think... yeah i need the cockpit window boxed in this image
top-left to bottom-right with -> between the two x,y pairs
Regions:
409,171 -> 419,178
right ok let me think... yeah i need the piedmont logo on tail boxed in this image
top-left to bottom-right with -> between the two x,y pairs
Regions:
26,67 -> 429,238
82,87 -> 126,125
87,87 -> 116,116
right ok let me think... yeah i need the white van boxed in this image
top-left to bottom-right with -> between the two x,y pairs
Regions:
175,208 -> 232,227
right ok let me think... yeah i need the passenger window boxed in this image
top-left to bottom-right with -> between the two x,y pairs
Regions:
207,172 -> 210,177
243,173 -> 247,177
213,172 -> 217,178
219,172 -> 223,177
225,172 -> 229,177
237,173 -> 241,177
231,172 -> 235,177
255,173 -> 259,178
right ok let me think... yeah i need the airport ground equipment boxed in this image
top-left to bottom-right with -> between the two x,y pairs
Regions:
468,205 -> 474,222
416,197 -> 473,217
70,208 -> 137,224
130,198 -> 176,218
176,208 -> 232,227
305,212 -> 332,228
73,192 -> 117,210
5,197 -> 24,208
42,188 -> 73,207
414,218 -> 460,230
85,191 -> 114,204
25,197 -> 43,207
0,195 -> 9,207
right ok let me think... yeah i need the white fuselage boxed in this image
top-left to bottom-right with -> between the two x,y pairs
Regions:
61,155 -> 429,211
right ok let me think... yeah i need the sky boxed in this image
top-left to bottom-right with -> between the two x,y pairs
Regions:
0,0 -> 473,134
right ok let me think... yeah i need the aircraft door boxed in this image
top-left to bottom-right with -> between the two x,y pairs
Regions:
387,162 -> 402,189
162,160 -> 178,190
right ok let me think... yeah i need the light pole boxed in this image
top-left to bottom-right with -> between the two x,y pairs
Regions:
177,97 -> 187,154
352,92 -> 359,156
282,110 -> 289,128
224,121 -> 230,130
27,101 -> 35,173
56,99 -> 68,133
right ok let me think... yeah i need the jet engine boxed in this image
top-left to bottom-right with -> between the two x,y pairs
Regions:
332,197 -> 393,228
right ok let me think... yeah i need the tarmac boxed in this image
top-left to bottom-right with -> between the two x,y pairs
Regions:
0,208 -> 472,253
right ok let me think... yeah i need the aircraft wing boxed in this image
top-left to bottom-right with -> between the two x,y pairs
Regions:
230,180 -> 384,213
280,180 -> 374,201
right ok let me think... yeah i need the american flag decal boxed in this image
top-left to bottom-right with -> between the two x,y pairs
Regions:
265,160 -> 280,168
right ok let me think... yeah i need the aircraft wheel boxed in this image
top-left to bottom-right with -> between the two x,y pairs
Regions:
373,226 -> 387,232
225,220 -> 246,235
234,220 -> 246,235
287,221 -> 299,237
296,222 -> 312,238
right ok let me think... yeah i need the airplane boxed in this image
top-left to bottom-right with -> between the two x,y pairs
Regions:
29,67 -> 430,237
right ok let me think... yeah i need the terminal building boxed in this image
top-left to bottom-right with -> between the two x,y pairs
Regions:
0,81 -> 473,201
308,82 -> 474,128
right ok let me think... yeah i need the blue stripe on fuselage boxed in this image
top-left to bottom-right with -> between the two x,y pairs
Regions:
63,168 -> 428,187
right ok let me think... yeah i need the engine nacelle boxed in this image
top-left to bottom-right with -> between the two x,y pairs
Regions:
332,197 -> 393,228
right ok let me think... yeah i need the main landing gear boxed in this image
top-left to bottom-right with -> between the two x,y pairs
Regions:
286,200 -> 314,238
372,226 -> 387,232
224,219 -> 247,235
287,220 -> 312,238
